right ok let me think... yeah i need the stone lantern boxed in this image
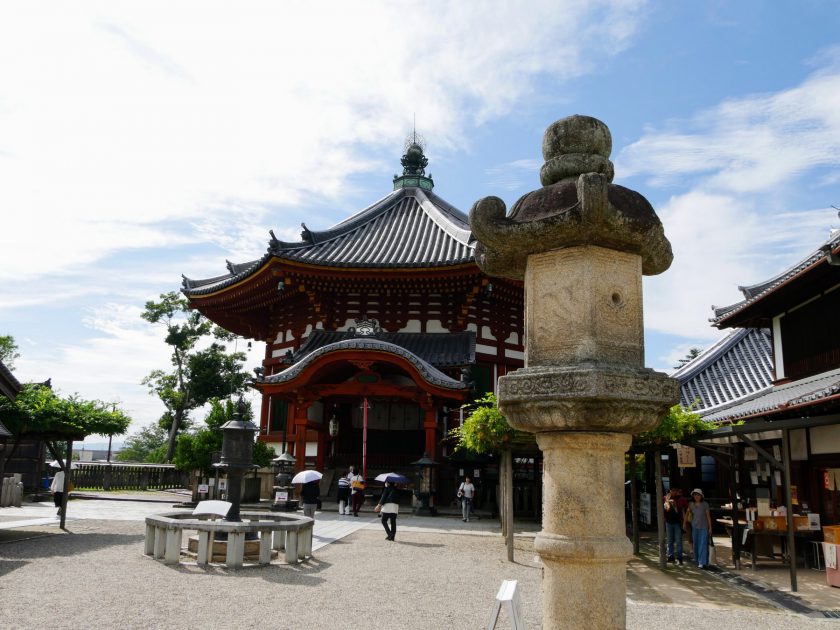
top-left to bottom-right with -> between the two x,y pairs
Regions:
411,452 -> 438,516
215,397 -> 258,523
469,115 -> 679,629
272,451 -> 296,511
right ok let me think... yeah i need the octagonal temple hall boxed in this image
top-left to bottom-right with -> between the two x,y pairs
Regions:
181,142 -> 532,505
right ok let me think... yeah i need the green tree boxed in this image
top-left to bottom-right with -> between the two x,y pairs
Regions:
173,398 -> 274,476
448,392 -> 514,454
116,423 -> 169,463
631,403 -> 714,566
141,292 -> 251,462
674,347 -> 703,370
0,335 -> 19,369
0,384 -> 132,478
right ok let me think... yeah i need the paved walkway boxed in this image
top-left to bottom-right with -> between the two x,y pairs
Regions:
0,496 -> 376,551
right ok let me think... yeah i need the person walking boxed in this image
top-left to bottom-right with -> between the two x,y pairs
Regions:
50,466 -> 65,516
337,468 -> 352,516
663,487 -> 685,565
349,467 -> 365,517
457,476 -> 476,522
300,479 -> 320,520
376,481 -> 400,541
684,488 -> 713,569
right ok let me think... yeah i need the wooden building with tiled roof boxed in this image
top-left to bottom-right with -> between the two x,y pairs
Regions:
182,142 -> 525,495
673,229 -> 840,535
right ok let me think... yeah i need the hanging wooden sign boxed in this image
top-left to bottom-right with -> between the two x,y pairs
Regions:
675,445 -> 696,468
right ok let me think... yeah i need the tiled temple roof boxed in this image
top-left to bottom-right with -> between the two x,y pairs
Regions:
260,338 -> 469,391
674,328 -> 774,414
712,230 -> 840,324
701,367 -> 840,423
183,187 -> 475,297
291,330 -> 475,368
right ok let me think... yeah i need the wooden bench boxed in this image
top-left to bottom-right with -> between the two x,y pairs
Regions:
144,507 -> 314,569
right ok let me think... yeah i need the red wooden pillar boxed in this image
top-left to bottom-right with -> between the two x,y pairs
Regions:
259,392 -> 271,436
293,402 -> 309,472
423,406 -> 437,460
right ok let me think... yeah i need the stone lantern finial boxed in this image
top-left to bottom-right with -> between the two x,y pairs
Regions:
540,114 -> 614,185
470,114 -> 673,281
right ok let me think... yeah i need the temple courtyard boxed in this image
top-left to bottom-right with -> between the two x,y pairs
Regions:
0,494 -> 837,629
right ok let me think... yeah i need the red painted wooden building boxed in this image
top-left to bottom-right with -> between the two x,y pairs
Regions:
182,142 -> 524,485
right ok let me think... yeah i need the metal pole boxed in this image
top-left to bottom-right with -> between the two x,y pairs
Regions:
782,428 -> 796,592
730,448 -> 741,569
362,397 -> 368,480
60,440 -> 73,530
107,434 -> 112,463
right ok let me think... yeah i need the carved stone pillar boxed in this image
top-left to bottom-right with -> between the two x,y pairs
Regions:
470,115 -> 679,629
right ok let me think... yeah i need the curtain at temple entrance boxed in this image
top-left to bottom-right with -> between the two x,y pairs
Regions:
329,400 -> 426,469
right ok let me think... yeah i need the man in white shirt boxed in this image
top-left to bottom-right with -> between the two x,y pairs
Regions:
50,468 -> 66,515
337,468 -> 352,515
349,467 -> 365,517
457,476 -> 476,522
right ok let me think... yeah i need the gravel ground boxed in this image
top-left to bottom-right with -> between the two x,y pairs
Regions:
0,519 -> 837,630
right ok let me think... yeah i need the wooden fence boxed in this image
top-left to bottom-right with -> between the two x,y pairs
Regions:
71,462 -> 189,491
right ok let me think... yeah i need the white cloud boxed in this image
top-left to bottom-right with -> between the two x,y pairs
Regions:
483,159 -> 542,191
14,303 -> 169,428
0,0 -> 646,284
624,59 -> 840,343
14,302 -> 266,435
0,0 -> 650,430
617,62 -> 840,194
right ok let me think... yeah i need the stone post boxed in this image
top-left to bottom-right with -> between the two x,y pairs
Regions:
470,115 -> 679,629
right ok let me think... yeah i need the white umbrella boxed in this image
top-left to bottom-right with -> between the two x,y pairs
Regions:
374,472 -> 410,484
291,470 -> 323,484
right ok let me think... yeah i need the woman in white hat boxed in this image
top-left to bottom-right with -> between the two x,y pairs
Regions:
684,488 -> 712,568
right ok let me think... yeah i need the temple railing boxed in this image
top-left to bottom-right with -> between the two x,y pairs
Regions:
70,462 -> 189,491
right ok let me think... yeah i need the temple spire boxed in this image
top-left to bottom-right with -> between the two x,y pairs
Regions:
393,132 -> 434,191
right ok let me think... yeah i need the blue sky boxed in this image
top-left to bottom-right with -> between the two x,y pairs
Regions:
2,1 -> 840,439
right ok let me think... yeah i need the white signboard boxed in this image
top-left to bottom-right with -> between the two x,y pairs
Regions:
198,484 -> 209,494
675,445 -> 696,468
640,492 -> 652,525
218,479 -> 227,491
486,580 -> 524,630
275,491 -> 288,502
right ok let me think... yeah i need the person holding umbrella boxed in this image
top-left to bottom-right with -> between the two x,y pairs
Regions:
376,481 -> 400,541
291,469 -> 323,520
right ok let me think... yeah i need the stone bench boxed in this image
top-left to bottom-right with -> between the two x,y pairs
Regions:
144,510 -> 314,569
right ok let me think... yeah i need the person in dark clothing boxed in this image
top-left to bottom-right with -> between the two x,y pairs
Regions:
663,487 -> 685,565
376,482 -> 400,541
300,480 -> 320,520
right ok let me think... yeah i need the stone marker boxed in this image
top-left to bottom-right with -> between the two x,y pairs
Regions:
469,115 -> 679,629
